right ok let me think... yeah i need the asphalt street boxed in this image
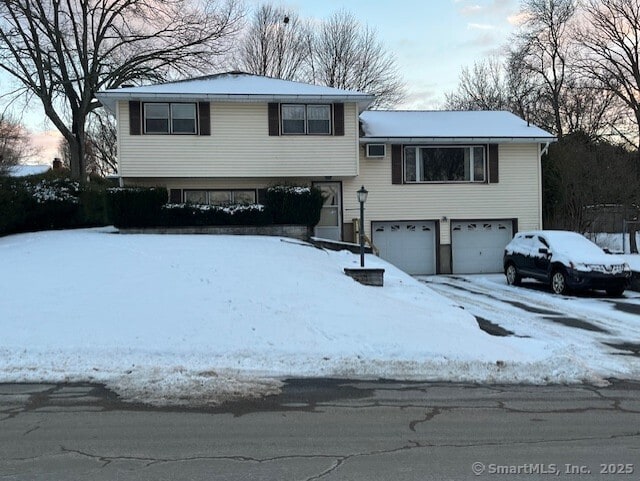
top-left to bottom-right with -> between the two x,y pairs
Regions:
1,379 -> 639,481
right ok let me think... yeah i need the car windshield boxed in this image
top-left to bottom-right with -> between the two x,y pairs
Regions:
542,231 -> 605,258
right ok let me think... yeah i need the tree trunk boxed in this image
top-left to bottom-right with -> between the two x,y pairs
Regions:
67,134 -> 85,181
67,111 -> 87,180
633,148 -> 640,254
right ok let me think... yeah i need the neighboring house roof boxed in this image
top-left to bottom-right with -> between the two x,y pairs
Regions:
360,110 -> 556,143
96,72 -> 375,112
7,164 -> 50,177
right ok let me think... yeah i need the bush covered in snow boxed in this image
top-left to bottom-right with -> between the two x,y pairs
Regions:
265,184 -> 323,227
108,185 -> 323,228
161,203 -> 271,226
0,176 -> 94,235
0,172 -> 114,236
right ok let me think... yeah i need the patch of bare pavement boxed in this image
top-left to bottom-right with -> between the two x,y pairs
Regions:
1,379 -> 640,480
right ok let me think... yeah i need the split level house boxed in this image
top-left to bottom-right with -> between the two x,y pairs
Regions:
96,72 -> 555,276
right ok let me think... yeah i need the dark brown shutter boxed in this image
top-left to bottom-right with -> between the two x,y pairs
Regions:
257,188 -> 268,205
268,103 -> 280,136
488,144 -> 499,183
333,103 -> 345,136
391,144 -> 402,184
169,189 -> 182,203
129,101 -> 141,135
198,102 -> 210,136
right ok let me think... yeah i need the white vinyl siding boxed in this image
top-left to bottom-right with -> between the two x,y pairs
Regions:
344,143 -> 542,245
118,101 -> 359,178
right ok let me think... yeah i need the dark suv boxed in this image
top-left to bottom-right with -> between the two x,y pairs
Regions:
503,230 -> 631,296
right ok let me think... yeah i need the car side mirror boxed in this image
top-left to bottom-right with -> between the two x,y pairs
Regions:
603,247 -> 611,254
538,247 -> 549,255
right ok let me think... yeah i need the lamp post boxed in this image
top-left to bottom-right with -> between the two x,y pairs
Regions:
357,185 -> 368,267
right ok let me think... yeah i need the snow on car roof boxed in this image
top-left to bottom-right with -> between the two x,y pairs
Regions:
360,110 -> 555,142
521,230 -> 621,263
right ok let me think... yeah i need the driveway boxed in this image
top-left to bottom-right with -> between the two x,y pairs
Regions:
418,274 -> 640,360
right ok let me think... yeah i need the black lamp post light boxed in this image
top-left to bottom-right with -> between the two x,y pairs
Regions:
344,186 -> 384,286
357,185 -> 368,267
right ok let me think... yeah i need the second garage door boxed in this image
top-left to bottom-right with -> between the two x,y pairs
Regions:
372,221 -> 437,275
451,220 -> 513,274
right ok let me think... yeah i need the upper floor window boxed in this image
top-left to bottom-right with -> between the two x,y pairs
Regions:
144,102 -> 197,134
404,146 -> 486,183
281,104 -> 331,135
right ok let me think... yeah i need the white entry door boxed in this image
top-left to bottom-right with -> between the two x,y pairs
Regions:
451,220 -> 513,274
313,182 -> 342,241
372,221 -> 437,275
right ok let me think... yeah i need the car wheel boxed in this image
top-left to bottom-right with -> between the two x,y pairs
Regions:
505,263 -> 521,286
606,286 -> 624,297
551,269 -> 568,295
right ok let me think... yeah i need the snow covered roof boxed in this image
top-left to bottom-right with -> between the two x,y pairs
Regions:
360,110 -> 556,143
6,164 -> 50,177
96,72 -> 375,112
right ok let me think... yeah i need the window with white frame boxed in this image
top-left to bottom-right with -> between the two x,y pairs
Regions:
144,102 -> 197,134
171,104 -> 197,133
403,146 -> 486,183
183,189 -> 257,206
281,104 -> 331,135
366,144 -> 386,158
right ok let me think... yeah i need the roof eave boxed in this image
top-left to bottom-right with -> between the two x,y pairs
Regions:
96,92 -> 375,112
359,136 -> 557,144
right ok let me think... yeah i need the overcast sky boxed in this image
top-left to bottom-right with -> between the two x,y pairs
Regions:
261,0 -> 523,109
1,0 -> 523,163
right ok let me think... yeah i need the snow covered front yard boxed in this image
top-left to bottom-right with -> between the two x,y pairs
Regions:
0,228 -> 637,406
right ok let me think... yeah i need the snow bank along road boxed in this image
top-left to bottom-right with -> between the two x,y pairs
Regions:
1,228 -> 640,406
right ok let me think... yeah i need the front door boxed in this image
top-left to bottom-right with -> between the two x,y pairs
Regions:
313,182 -> 342,241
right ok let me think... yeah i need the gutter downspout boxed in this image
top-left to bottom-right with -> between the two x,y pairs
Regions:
538,143 -> 548,229
540,142 -> 550,156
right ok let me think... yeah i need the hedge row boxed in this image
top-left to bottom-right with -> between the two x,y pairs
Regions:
1,178 -> 325,235
107,185 -> 324,228
0,175 -> 110,236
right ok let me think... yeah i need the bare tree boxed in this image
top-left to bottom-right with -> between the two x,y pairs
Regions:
511,0 -> 576,138
86,111 -> 117,177
561,77 -> 625,142
578,0 -> 640,251
311,10 -> 404,109
579,0 -> 640,151
238,4 -> 309,80
445,57 -> 512,111
0,0 -> 244,180
0,112 -> 35,174
58,109 -> 117,177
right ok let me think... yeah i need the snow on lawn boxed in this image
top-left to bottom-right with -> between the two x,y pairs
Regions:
0,228 -> 612,406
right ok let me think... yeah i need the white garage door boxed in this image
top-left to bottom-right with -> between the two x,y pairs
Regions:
372,221 -> 437,275
451,220 -> 513,274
